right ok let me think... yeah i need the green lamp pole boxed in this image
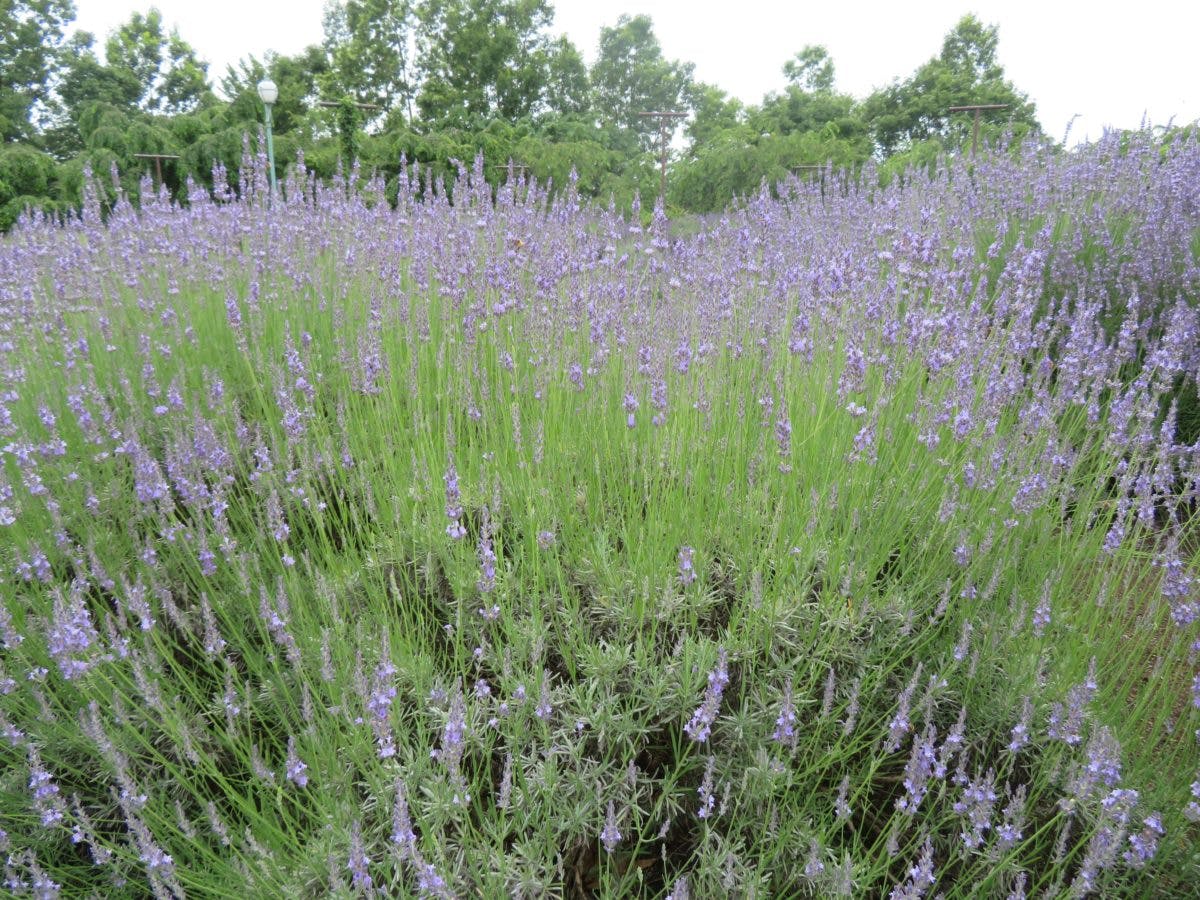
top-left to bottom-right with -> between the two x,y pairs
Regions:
257,79 -> 279,196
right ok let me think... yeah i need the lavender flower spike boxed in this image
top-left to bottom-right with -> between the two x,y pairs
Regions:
678,546 -> 697,587
685,647 -> 729,743
600,801 -> 622,853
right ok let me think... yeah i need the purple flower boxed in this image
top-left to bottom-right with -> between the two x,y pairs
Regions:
28,747 -> 65,828
1123,812 -> 1164,868
804,838 -> 825,879
47,584 -> 100,681
835,775 -> 852,821
953,767 -> 998,850
953,621 -> 972,661
534,670 -> 553,721
347,820 -> 373,895
1069,725 -> 1122,802
678,546 -> 697,588
889,838 -> 936,899
225,292 -> 242,328
997,784 -> 1027,849
1184,778 -> 1200,823
697,755 -> 717,819
884,664 -> 923,753
685,647 -> 729,743
436,682 -> 469,802
651,379 -> 668,425
28,857 -> 60,899
391,779 -> 417,856
674,343 -> 692,374
600,800 -> 621,853
1047,675 -> 1094,747
897,722 -> 938,815
416,861 -> 451,898
935,707 -> 967,778
775,412 -> 792,458
1072,788 -> 1139,894
1007,696 -> 1033,753
1031,584 -> 1052,637
623,393 -> 639,429
773,678 -> 798,748
476,534 -> 496,593
444,460 -> 466,540
285,736 -> 308,788
366,655 -> 398,759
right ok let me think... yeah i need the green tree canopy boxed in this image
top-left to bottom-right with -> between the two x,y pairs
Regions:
56,31 -> 142,121
102,8 -> 212,114
782,44 -> 835,94
590,14 -> 695,154
541,35 -> 591,120
322,0 -> 417,121
862,15 -> 1039,156
221,47 -> 329,135
683,82 -> 743,152
0,0 -> 76,142
415,0 -> 569,125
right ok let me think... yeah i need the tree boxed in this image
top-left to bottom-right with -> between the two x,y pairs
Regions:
56,32 -> 142,119
862,15 -> 1039,156
323,0 -> 417,121
782,45 -> 834,94
221,47 -> 329,135
590,14 -> 694,154
683,82 -> 743,152
741,47 -> 864,150
415,0 -> 561,125
541,36 -> 590,120
101,9 -> 211,114
159,31 -> 211,113
0,0 -> 76,142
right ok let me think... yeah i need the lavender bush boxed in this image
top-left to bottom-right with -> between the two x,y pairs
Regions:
1,133 -> 1198,897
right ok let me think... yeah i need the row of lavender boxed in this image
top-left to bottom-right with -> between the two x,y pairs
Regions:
0,132 -> 1198,897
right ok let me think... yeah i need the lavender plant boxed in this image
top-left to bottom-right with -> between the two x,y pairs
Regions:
0,133 -> 1198,897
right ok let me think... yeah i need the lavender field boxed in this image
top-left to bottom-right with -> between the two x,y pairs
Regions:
1,134 -> 1199,898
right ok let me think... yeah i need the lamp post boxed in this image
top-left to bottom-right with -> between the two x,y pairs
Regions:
257,79 -> 279,196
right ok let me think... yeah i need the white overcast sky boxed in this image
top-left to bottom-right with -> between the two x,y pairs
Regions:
71,0 -> 1197,145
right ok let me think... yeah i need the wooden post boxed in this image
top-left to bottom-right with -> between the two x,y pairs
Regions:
790,164 -> 827,201
316,99 -> 383,170
315,100 -> 382,112
637,110 -> 686,205
947,104 -> 1009,157
491,163 -> 530,181
132,153 -> 180,188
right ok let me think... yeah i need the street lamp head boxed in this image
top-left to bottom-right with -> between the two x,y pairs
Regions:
257,79 -> 278,105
